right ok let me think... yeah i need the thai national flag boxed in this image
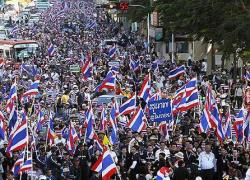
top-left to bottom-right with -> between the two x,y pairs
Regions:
200,105 -> 211,133
108,46 -> 117,58
20,64 -> 38,77
22,80 -> 39,97
95,71 -> 116,92
11,151 -> 25,177
91,148 -> 118,179
91,153 -> 103,173
84,107 -> 94,127
207,85 -> 224,142
172,78 -> 199,113
19,156 -> 32,173
100,107 -> 107,131
87,20 -> 97,29
151,62 -> 159,75
48,43 -> 55,56
212,104 -> 224,142
223,109 -> 232,138
168,65 -> 186,79
0,111 -> 5,140
138,74 -> 151,103
85,108 -> 95,140
66,122 -> 79,155
47,113 -> 57,145
130,59 -> 140,72
6,81 -> 18,112
244,111 -> 250,142
109,106 -> 118,145
35,111 -> 46,133
8,102 -> 18,134
81,56 -> 92,80
102,149 -> 118,180
119,94 -> 136,116
172,85 -> 186,111
6,113 -> 28,153
245,71 -> 250,81
233,109 -> 244,142
156,167 -> 171,180
127,106 -> 147,133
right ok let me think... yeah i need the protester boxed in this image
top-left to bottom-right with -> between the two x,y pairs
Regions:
1,0 -> 250,180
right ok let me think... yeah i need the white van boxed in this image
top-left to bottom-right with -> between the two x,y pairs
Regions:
93,94 -> 125,106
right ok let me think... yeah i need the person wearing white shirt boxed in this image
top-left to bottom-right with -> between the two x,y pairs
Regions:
155,141 -> 170,160
55,134 -> 66,146
198,143 -> 216,180
245,166 -> 250,180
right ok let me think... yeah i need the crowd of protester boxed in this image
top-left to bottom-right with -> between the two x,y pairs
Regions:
0,1 -> 250,180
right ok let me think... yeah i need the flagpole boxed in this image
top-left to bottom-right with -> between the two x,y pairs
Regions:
31,144 -> 33,180
44,110 -> 51,170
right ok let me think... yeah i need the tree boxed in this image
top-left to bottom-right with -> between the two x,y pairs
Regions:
123,0 -> 152,22
155,0 -> 250,71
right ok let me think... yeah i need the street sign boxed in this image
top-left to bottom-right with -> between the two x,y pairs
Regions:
148,99 -> 172,122
69,65 -> 80,72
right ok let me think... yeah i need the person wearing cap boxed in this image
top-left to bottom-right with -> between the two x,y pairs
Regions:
174,152 -> 184,168
198,143 -> 216,180
148,135 -> 159,152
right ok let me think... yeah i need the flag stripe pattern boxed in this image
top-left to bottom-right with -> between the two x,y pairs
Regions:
168,65 -> 185,79
127,106 -> 147,133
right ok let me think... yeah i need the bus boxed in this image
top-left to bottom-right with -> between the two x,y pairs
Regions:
0,39 -> 39,61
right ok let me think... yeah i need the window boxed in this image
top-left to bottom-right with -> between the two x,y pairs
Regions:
5,50 -> 10,58
176,41 -> 189,53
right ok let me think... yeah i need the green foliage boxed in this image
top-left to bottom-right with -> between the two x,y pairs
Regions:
155,0 -> 250,56
124,0 -> 152,22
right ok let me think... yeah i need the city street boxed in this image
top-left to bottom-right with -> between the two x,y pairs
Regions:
0,0 -> 249,180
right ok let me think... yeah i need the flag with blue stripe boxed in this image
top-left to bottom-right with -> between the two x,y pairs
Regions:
108,46 -> 117,58
245,71 -> 250,81
102,149 -> 117,179
48,43 -> 55,56
127,106 -> 147,133
168,65 -> 185,79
